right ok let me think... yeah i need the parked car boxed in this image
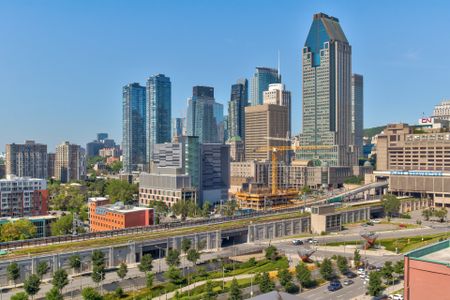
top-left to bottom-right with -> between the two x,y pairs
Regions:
389,294 -> 404,300
327,280 -> 342,292
357,267 -> 365,275
345,271 -> 357,278
292,239 -> 304,245
343,279 -> 354,285
368,265 -> 376,270
371,219 -> 381,224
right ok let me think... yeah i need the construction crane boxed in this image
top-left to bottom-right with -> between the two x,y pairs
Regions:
255,143 -> 333,195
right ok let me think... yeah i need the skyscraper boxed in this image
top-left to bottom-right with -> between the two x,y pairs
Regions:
214,102 -> 224,143
250,67 -> 280,106
146,74 -> 172,163
228,79 -> 248,140
352,74 -> 364,156
6,141 -> 48,179
122,83 -> 147,172
263,83 -> 292,137
172,117 -> 186,141
55,141 -> 86,183
186,86 -> 221,143
297,13 -> 357,166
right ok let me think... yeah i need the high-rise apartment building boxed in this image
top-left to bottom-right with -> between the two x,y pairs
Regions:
214,102 -> 225,143
352,74 -> 364,156
250,67 -> 280,106
186,86 -> 221,143
86,133 -> 116,158
297,13 -> 358,167
244,104 -> 290,162
433,100 -> 450,121
0,175 -> 48,217
122,83 -> 147,172
47,153 -> 55,178
55,141 -> 86,183
146,74 -> 172,163
263,83 -> 292,137
5,141 -> 48,179
228,79 -> 248,140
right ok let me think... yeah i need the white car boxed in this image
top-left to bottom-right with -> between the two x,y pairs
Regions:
389,295 -> 404,300
371,219 -> 381,224
357,268 -> 365,275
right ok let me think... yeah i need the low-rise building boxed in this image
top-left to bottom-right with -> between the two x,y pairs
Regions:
88,197 -> 154,232
0,175 -> 48,217
404,240 -> 450,300
0,215 -> 57,238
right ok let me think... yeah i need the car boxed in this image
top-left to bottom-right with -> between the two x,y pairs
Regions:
371,219 -> 381,224
343,279 -> 354,285
327,280 -> 342,292
389,294 -> 404,300
376,266 -> 382,272
345,271 -> 357,278
292,239 -> 304,245
359,273 -> 366,279
357,268 -> 365,275
362,224 -> 368,227
305,238 -> 313,243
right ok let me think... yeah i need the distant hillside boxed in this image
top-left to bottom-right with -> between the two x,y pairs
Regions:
363,126 -> 385,140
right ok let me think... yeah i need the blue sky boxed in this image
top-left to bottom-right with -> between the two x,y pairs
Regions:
1,0 -> 449,149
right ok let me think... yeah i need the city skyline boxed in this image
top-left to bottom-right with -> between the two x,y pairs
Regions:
1,1 -> 450,148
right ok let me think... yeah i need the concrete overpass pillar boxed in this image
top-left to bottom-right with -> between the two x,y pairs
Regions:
215,230 -> 221,250
127,242 -> 136,264
109,246 -> 114,268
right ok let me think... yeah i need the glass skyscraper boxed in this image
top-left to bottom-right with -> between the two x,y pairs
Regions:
250,67 -> 280,106
297,13 -> 358,167
186,86 -> 221,143
352,74 -> 364,157
122,83 -> 147,172
228,79 -> 248,140
146,74 -> 172,163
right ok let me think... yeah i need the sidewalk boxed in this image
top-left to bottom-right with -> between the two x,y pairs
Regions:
350,282 -> 404,300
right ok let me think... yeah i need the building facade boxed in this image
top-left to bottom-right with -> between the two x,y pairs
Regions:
55,142 -> 86,183
122,83 -> 147,172
0,175 -> 48,217
88,198 -> 154,232
228,79 -> 248,141
263,83 -> 292,137
352,74 -> 364,156
6,141 -> 48,179
297,13 -> 357,167
47,153 -> 55,178
433,99 -> 450,121
146,74 -> 172,163
172,117 -> 186,142
250,67 -> 280,106
200,143 -> 230,204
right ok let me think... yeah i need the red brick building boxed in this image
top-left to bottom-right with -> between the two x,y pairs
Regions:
88,197 -> 154,232
404,239 -> 450,300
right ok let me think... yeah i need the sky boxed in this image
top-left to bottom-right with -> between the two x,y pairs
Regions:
1,0 -> 449,150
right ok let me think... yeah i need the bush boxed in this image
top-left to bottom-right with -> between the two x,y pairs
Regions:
399,213 -> 411,219
114,287 -> 124,298
284,282 -> 299,294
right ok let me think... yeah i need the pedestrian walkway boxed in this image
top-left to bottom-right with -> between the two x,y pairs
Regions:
152,274 -> 256,300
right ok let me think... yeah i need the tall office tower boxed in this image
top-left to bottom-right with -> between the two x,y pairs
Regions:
244,104 -> 290,162
47,153 -> 55,178
55,141 -> 85,183
200,143 -> 230,204
122,83 -> 147,172
352,74 -> 364,157
263,83 -> 292,137
214,102 -> 225,143
433,100 -> 450,121
186,86 -> 221,143
297,13 -> 357,167
146,74 -> 172,163
86,133 -> 116,157
185,136 -> 201,188
250,67 -> 280,106
172,117 -> 186,141
228,79 -> 249,140
5,141 -> 48,179
97,133 -> 108,141
224,115 -> 229,142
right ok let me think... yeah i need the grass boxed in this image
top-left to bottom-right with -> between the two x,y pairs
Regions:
1,211 -> 310,259
325,232 -> 450,253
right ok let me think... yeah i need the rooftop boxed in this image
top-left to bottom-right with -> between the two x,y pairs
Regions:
405,239 -> 450,266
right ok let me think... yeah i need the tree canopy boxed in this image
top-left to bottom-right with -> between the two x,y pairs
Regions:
382,194 -> 400,218
105,179 -> 138,204
0,219 -> 36,241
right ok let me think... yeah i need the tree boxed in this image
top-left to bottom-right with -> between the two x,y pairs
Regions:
50,214 -> 74,236
36,261 -> 50,279
166,249 -> 181,267
109,161 -> 123,174
91,250 -> 105,266
381,261 -> 394,283
91,265 -> 106,286
367,271 -> 383,297
7,262 -> 20,286
164,265 -> 184,285
278,268 -> 292,287
393,260 -> 404,279
222,200 -> 237,217
336,255 -> 348,274
50,186 -> 86,213
295,263 -> 313,287
23,274 -> 41,299
353,249 -> 361,267
52,269 -> 69,292
284,281 -> 300,294
434,207 -> 448,222
187,248 -> 201,267
259,272 -> 275,293
204,280 -> 216,300
0,219 -> 37,241
114,287 -> 124,299
181,238 -> 192,254
11,292 -> 28,300
319,258 -> 334,281
228,278 -> 242,300
105,179 -> 138,204
117,262 -> 128,280
45,287 -> 64,300
69,254 -> 82,273
422,209 -> 432,221
265,245 -> 278,261
138,254 -> 153,274
202,202 -> 211,217
146,273 -> 154,289
382,194 -> 400,219
81,287 -> 103,300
